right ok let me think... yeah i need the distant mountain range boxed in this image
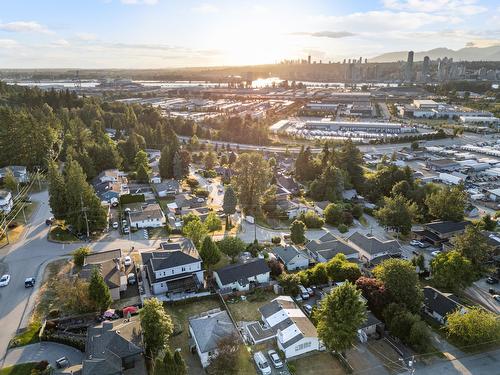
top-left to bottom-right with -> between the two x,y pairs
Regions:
370,45 -> 500,62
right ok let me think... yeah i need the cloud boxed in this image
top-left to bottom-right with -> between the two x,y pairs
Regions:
192,3 -> 218,13
0,39 -> 17,48
51,39 -> 70,47
0,21 -> 52,34
291,31 -> 355,39
120,0 -> 158,4
76,32 -> 98,41
382,0 -> 486,16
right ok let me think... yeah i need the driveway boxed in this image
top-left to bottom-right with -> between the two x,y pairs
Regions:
3,342 -> 84,369
465,283 -> 500,314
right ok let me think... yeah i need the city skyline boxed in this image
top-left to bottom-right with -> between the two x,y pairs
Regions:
1,0 -> 500,68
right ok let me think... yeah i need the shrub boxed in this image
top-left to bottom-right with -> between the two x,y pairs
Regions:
72,247 -> 90,267
268,259 -> 285,278
271,236 -> 282,244
300,211 -> 325,229
202,170 -> 217,178
194,188 -> 209,198
324,203 -> 343,226
342,211 -> 354,226
119,193 -> 145,205
185,177 -> 199,188
352,204 -> 363,220
338,224 -> 348,233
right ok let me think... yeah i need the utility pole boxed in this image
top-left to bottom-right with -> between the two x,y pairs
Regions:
81,196 -> 90,239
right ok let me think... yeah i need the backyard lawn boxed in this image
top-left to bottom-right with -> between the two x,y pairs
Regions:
289,352 -> 346,375
226,290 -> 276,322
0,363 -> 37,375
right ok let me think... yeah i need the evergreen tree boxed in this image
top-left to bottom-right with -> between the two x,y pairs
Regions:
48,161 -> 67,220
140,297 -> 174,358
173,151 -> 183,180
290,220 -> 306,244
222,185 -> 237,226
134,150 -> 151,182
88,267 -> 112,311
199,236 -> 221,273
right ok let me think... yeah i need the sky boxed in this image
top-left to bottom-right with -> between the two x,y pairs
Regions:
0,0 -> 499,69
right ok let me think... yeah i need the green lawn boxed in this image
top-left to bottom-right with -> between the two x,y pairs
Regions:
226,290 -> 276,322
212,254 -> 231,270
289,352 -> 345,375
0,363 -> 37,375
48,226 -> 78,242
8,321 -> 41,348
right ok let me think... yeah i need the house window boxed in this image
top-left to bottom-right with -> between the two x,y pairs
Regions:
172,270 -> 174,274
295,342 -> 311,352
182,267 -> 186,272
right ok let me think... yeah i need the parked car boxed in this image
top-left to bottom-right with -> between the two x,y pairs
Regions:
431,250 -> 442,257
486,276 -> 499,285
123,226 -> 130,235
124,256 -> 132,267
127,273 -> 136,285
122,219 -> 128,226
24,277 -> 35,288
493,295 -> 500,303
112,222 -> 119,229
267,350 -> 283,369
0,274 -> 11,287
303,304 -> 313,316
307,287 -> 314,296
418,242 -> 431,249
45,217 -> 54,226
55,357 -> 69,368
254,351 -> 272,375
410,240 -> 422,247
299,285 -> 309,300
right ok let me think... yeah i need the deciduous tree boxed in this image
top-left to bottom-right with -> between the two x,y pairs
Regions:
431,250 -> 474,291
290,220 -> 306,244
217,236 -> 246,262
453,225 -> 492,268
425,185 -> 467,222
141,297 -> 174,358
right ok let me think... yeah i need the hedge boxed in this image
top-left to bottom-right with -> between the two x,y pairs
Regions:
119,194 -> 145,205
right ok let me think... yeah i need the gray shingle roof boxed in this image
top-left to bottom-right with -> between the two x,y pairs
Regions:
215,258 -> 270,286
425,221 -> 470,235
348,232 -> 400,255
423,286 -> 463,318
189,310 -> 238,353
272,245 -> 304,264
142,250 -> 200,273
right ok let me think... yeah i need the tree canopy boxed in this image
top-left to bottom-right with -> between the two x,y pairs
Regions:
140,297 -> 174,358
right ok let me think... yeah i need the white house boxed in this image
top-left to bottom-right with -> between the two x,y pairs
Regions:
273,245 -> 309,271
189,309 -> 239,368
142,249 -> 203,295
347,232 -> 401,263
0,190 -> 13,214
257,296 -> 321,359
0,166 -> 29,183
305,232 -> 359,263
154,179 -> 180,198
214,258 -> 270,292
128,204 -> 166,228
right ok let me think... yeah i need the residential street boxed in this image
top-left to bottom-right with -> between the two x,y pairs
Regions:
0,190 -> 163,367
3,342 -> 83,369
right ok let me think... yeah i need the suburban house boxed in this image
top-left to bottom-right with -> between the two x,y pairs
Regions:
314,201 -> 330,216
423,286 -> 467,325
0,165 -> 29,183
80,249 -> 128,301
189,309 -> 239,368
342,189 -> 358,201
276,173 -> 300,195
154,179 -> 180,198
276,199 -> 311,220
141,248 -> 203,296
275,186 -> 291,201
81,318 -> 144,375
214,258 -> 270,292
215,166 -> 234,180
413,221 -> 470,247
426,158 -> 460,172
92,169 -> 129,203
347,232 -> 401,264
128,203 -> 166,229
306,232 -> 359,263
358,311 -> 383,342
248,296 -> 321,358
272,245 -> 310,271
172,193 -> 205,212
0,190 -> 13,214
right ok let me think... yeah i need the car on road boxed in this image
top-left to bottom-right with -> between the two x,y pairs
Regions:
55,357 -> 69,368
124,256 -> 132,267
112,221 -> 119,229
431,250 -> 442,257
45,217 -> 54,226
299,285 -> 309,300
493,295 -> 500,303
254,351 -> 271,375
267,349 -> 284,369
127,273 -> 136,285
486,276 -> 499,285
123,226 -> 130,235
24,277 -> 35,288
410,240 -> 422,247
0,274 -> 11,287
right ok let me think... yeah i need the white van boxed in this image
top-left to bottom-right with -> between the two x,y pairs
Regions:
299,285 -> 309,300
253,351 -> 271,375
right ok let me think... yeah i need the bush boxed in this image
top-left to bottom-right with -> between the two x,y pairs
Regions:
324,203 -> 343,226
119,194 -> 145,205
271,236 -> 282,244
342,211 -> 354,226
299,211 -> 325,229
202,169 -> 217,178
338,224 -> 348,233
72,247 -> 90,267
352,204 -> 363,220
194,188 -> 209,198
185,177 -> 199,188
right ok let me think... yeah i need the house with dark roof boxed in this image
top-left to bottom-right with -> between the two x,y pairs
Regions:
80,249 -> 127,301
249,296 -> 320,359
276,174 -> 300,195
423,286 -> 467,325
347,232 -> 401,264
413,221 -> 470,247
128,203 -> 166,229
314,201 -> 330,216
305,233 -> 358,263
213,258 -> 270,292
272,245 -> 310,271
141,249 -> 203,296
153,179 -> 180,198
0,165 -> 29,183
82,318 -> 144,375
188,309 -> 239,368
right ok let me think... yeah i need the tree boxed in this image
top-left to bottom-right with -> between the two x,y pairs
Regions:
324,203 -> 343,226
453,225 -> 492,268
373,259 -> 422,313
72,246 -> 90,268
155,349 -> 187,375
431,250 -> 474,291
88,267 -> 112,311
199,236 -> 221,272
309,165 -> 345,202
355,277 -> 391,318
409,320 -> 431,352
299,211 -> 324,229
207,333 -> 241,375
173,151 -> 184,180
326,253 -> 361,282
335,139 -> 365,191
268,259 -> 284,278
205,212 -> 222,232
279,272 -> 300,296
425,185 -> 467,222
290,220 -> 306,244
134,149 -> 151,182
446,307 -> 500,346
2,168 -> 18,192
232,153 -> 272,214
411,141 -> 419,151
140,297 -> 174,358
222,185 -> 237,226
375,194 -> 417,234
217,236 -> 246,262
204,151 -> 217,170
317,282 -> 367,355
183,219 -> 208,248
478,213 -> 496,231
47,161 -> 67,220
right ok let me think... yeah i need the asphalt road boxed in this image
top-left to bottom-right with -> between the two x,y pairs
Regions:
3,342 -> 83,369
0,190 -> 164,367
